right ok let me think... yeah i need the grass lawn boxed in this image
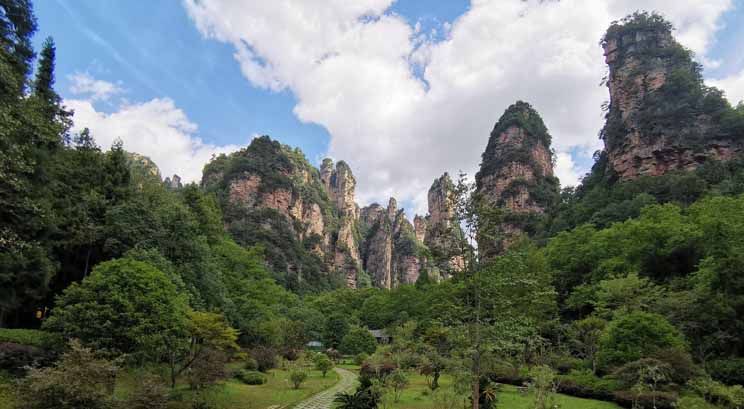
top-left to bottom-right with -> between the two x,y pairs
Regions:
114,363 -> 340,409
383,372 -> 621,409
0,372 -> 15,409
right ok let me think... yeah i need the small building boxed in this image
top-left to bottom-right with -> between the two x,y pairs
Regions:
306,340 -> 323,351
369,329 -> 392,344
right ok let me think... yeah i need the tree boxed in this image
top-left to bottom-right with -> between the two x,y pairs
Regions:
44,258 -> 189,358
340,326 -> 377,355
324,313 -> 350,349
289,365 -> 308,389
528,365 -> 559,409
165,310 -> 239,388
569,316 -> 607,373
597,311 -> 687,370
388,369 -> 409,402
315,353 -> 334,377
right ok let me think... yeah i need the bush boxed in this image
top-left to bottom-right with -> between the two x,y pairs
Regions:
339,326 -> 377,356
236,370 -> 267,385
597,311 -> 687,370
314,354 -> 334,377
708,358 -> 744,386
251,346 -> 277,372
244,356 -> 258,371
0,342 -> 55,375
15,340 -> 117,409
612,390 -> 677,409
354,353 -> 369,366
289,367 -> 308,389
689,377 -> 744,408
557,369 -> 621,401
187,349 -> 229,390
125,374 -> 170,409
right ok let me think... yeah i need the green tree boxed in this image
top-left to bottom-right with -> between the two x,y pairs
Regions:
340,326 -> 377,355
569,316 -> 607,374
597,311 -> 687,370
166,310 -> 239,388
43,258 -> 190,358
315,353 -> 334,377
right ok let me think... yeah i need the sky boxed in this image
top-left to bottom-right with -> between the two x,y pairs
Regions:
35,0 -> 744,217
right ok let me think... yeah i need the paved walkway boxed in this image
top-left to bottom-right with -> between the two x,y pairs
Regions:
293,367 -> 358,409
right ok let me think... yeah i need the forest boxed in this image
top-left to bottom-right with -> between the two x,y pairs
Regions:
1,2 -> 744,409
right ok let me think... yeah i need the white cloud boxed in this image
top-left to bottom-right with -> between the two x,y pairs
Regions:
68,72 -> 124,101
184,0 -> 734,214
710,69 -> 744,105
554,152 -> 582,188
67,96 -> 240,183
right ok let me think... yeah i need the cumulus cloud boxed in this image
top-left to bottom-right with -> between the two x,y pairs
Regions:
67,95 -> 240,183
68,72 -> 124,101
710,69 -> 744,105
183,0 -> 734,214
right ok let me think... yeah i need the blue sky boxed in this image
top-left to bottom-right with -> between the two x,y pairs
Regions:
34,0 -> 744,215
35,0 -> 470,165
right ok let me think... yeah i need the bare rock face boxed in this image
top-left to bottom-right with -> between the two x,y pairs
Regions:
475,101 -> 559,256
164,174 -> 182,189
320,159 -> 362,288
203,136 -> 364,290
361,199 -> 425,288
413,215 -> 428,243
601,14 -> 743,179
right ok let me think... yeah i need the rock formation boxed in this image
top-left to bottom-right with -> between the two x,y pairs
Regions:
361,198 -> 425,288
475,101 -> 559,256
601,12 -> 743,180
422,173 -> 465,277
320,159 -> 362,288
164,174 -> 182,189
201,136 -> 361,290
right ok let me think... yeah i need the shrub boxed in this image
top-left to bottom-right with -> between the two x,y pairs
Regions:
251,346 -> 277,372
0,342 -> 54,375
675,395 -> 717,409
557,369 -> 620,401
289,367 -> 308,389
236,370 -> 267,385
314,354 -> 334,377
125,374 -> 170,409
389,370 -> 409,402
354,353 -> 369,366
339,326 -> 377,356
597,311 -> 687,370
187,349 -> 229,390
612,390 -> 677,409
244,356 -> 258,371
15,340 -> 117,409
689,377 -> 744,408
708,358 -> 744,386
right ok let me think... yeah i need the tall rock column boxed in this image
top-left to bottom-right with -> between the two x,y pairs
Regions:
475,101 -> 559,257
422,173 -> 465,278
601,13 -> 742,179
321,159 -> 362,288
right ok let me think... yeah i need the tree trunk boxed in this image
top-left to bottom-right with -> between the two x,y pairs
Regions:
472,379 -> 480,409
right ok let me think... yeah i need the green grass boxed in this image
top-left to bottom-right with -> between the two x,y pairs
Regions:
113,363 -> 340,409
383,372 -> 621,409
0,372 -> 15,409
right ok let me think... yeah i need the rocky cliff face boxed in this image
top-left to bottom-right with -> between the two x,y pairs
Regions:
601,13 -> 743,180
201,136 -> 360,291
475,101 -> 559,256
361,198 -> 426,288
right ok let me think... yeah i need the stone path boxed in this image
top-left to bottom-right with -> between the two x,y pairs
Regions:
292,367 -> 357,409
